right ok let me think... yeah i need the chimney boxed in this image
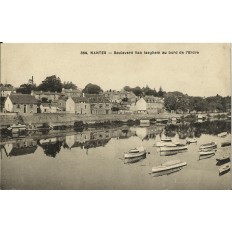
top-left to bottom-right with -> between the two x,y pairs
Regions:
32,76 -> 34,84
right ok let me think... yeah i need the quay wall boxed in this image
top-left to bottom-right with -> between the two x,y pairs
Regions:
0,112 -> 180,128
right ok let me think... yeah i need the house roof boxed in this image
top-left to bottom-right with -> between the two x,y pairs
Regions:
9,94 -> 38,104
72,95 -> 111,103
32,91 -> 62,95
62,88 -> 82,93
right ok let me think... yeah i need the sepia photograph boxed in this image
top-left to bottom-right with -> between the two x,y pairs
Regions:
0,43 -> 231,190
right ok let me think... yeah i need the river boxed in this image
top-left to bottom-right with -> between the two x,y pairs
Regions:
1,120 -> 231,189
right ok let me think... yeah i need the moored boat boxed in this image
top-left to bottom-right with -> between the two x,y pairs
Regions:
199,142 -> 217,150
218,132 -> 227,137
161,137 -> 172,142
155,141 -> 176,147
199,149 -> 216,156
219,163 -> 230,175
216,154 -> 230,162
124,146 -> 146,159
152,160 -> 187,173
160,143 -> 188,152
221,141 -> 231,147
186,138 -> 197,144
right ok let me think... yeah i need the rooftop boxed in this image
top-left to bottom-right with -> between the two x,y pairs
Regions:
9,94 -> 38,104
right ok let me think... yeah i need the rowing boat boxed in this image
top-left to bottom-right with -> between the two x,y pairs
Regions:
160,144 -> 188,152
199,142 -> 217,150
216,154 -> 230,162
152,160 -> 187,173
219,163 -> 230,175
199,149 -> 216,156
124,146 -> 146,159
218,132 -> 227,137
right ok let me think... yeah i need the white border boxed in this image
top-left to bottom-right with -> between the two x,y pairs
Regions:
0,1 -> 231,232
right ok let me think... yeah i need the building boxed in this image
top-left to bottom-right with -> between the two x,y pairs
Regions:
57,96 -> 68,111
31,90 -> 62,102
40,102 -> 61,113
0,86 -> 16,97
66,97 -> 90,114
61,88 -> 82,97
134,96 -> 164,114
104,90 -> 138,103
66,94 -> 112,115
4,94 -> 39,114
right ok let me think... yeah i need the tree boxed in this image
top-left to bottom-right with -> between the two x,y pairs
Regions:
62,81 -> 77,90
16,83 -> 37,94
82,83 -> 103,94
157,86 -> 164,97
37,75 -> 63,92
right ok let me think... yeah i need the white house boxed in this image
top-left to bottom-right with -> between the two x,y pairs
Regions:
40,102 -> 60,113
133,96 -> 164,114
4,94 -> 38,114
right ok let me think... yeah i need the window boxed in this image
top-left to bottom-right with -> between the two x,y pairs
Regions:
30,104 -> 33,108
17,104 -> 20,108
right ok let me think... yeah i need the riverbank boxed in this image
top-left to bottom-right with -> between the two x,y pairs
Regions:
0,112 -> 229,128
0,112 -> 180,128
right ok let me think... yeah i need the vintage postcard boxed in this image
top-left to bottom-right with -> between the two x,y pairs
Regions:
0,43 -> 231,190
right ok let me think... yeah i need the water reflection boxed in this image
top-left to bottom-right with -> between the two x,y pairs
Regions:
0,120 -> 231,159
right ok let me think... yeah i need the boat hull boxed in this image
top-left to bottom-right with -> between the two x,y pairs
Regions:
160,145 -> 188,152
124,151 -> 146,159
152,161 -> 187,173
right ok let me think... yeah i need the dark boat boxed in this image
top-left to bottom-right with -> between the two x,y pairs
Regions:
221,141 -> 231,147
216,154 -> 230,162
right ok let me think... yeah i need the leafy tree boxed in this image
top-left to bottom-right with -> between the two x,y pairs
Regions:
62,81 -> 77,90
157,86 -> 164,97
82,83 -> 103,94
37,75 -> 63,92
16,83 -> 37,94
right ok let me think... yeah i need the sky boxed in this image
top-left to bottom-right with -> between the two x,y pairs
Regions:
1,43 -> 231,97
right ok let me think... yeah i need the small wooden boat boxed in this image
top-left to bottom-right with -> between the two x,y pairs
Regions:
155,141 -> 176,147
221,141 -> 231,147
161,137 -> 172,142
219,163 -> 230,175
152,160 -> 187,173
186,138 -> 197,144
124,154 -> 146,164
216,154 -> 230,162
124,146 -> 146,159
199,149 -> 216,156
199,142 -> 217,150
218,132 -> 227,137
160,143 -> 188,152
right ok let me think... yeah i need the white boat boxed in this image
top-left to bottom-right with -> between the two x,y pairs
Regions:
218,132 -> 227,137
199,142 -> 217,150
186,138 -> 197,144
160,144 -> 188,152
155,141 -> 176,147
199,149 -> 216,156
152,160 -> 187,173
124,146 -> 146,159
219,163 -> 230,175
161,137 -> 172,142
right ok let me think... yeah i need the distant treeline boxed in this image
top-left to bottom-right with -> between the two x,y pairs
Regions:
1,75 -> 231,113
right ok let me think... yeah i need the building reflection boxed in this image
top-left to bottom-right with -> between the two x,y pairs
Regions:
2,138 -> 37,158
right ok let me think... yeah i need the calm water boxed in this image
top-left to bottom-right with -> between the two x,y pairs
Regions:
1,120 -> 231,190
